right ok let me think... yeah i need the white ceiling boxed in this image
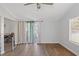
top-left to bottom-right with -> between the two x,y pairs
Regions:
0,3 -> 75,21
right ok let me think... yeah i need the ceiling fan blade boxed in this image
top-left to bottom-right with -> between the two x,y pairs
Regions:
24,3 -> 34,6
42,3 -> 53,5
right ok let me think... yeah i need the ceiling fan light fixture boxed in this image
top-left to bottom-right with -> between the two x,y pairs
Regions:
37,3 -> 41,9
24,3 -> 54,9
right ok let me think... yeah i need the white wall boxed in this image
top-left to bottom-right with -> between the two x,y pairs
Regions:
0,16 -> 4,54
60,4 -> 79,55
4,18 -> 15,34
40,19 -> 60,43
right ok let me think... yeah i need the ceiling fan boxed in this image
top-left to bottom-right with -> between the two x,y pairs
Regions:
24,3 -> 54,9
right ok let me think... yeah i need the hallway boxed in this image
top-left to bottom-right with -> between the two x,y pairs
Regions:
2,44 -> 75,56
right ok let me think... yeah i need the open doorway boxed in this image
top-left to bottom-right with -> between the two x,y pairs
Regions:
4,18 -> 16,53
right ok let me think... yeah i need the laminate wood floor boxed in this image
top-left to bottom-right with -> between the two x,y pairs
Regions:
4,42 -> 12,53
2,43 -> 76,56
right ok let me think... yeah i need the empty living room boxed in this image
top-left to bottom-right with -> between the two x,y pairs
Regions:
0,0 -> 79,58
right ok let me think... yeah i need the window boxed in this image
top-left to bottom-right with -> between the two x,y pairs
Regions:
69,17 -> 79,45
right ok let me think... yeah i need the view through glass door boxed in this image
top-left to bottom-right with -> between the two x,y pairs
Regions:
26,21 -> 39,44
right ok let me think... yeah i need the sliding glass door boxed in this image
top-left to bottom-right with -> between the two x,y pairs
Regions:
26,21 -> 40,44
27,21 -> 35,43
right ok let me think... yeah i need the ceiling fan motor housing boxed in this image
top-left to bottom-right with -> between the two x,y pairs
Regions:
37,3 -> 41,9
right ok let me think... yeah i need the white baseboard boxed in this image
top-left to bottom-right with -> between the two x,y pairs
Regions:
39,41 -> 59,43
59,43 -> 78,56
